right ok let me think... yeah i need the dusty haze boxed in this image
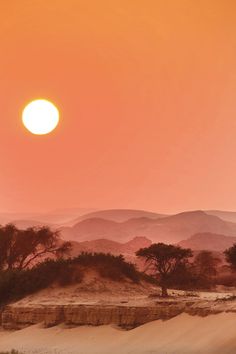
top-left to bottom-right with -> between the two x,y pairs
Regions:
1,1 -> 236,213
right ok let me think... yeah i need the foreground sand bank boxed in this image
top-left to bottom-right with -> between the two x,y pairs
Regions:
0,312 -> 236,354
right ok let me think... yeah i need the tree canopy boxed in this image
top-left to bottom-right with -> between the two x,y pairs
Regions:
0,224 -> 71,270
194,250 -> 221,277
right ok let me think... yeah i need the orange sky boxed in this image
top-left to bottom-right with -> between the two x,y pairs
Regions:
1,0 -> 236,213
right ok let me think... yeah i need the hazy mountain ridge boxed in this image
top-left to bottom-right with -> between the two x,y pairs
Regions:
0,208 -> 96,227
205,210 -> 236,223
59,210 -> 236,244
70,236 -> 152,259
3,209 -> 236,252
63,209 -> 166,227
0,208 -> 165,229
178,232 -> 236,251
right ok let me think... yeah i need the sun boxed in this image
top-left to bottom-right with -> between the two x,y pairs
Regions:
22,99 -> 59,135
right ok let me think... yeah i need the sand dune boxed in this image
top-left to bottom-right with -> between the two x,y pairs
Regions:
1,313 -> 236,354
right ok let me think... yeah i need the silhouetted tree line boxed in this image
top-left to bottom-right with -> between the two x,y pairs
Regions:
1,223 -> 236,302
0,253 -> 146,305
0,224 -> 153,304
136,243 -> 236,296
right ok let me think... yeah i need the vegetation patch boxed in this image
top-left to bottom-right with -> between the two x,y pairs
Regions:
0,252 -> 147,305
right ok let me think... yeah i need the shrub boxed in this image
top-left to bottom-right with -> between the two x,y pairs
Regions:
71,253 -> 140,282
166,263 -> 199,290
0,258 -> 83,305
166,262 -> 216,291
215,273 -> 236,287
0,253 -> 145,305
224,244 -> 236,270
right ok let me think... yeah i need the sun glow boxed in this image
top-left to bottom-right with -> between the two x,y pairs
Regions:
22,99 -> 59,135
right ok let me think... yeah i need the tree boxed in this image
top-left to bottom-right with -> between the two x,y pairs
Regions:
136,243 -> 192,297
224,244 -> 236,270
194,250 -> 221,277
192,250 -> 221,289
0,224 -> 71,270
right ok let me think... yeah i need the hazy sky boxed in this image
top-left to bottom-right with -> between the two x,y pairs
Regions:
1,1 -> 236,213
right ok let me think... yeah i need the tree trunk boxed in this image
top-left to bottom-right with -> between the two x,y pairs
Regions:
160,274 -> 168,297
161,284 -> 168,297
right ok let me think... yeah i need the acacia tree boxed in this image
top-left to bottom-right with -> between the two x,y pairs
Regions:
0,224 -> 71,270
136,243 -> 192,297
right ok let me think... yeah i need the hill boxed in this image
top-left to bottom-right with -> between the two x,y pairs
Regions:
206,210 -> 236,223
178,232 -> 236,251
70,236 -> 152,263
60,210 -> 236,244
0,254 -> 156,306
64,209 -> 166,226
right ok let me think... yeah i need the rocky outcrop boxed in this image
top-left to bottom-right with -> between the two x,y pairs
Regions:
2,299 -> 236,330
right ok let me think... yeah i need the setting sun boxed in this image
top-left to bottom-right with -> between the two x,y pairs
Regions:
22,99 -> 59,135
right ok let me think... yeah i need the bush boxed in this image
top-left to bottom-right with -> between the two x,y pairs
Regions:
71,253 -> 140,282
0,258 -> 83,305
215,273 -> 236,287
166,263 -> 215,291
0,253 -> 144,305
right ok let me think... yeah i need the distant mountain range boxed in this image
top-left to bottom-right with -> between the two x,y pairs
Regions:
62,209 -> 167,226
69,232 -> 236,264
2,209 -> 236,253
59,210 -> 236,244
0,208 -> 164,228
70,236 -> 151,260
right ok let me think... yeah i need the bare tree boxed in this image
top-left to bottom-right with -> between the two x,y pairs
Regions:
0,224 -> 71,270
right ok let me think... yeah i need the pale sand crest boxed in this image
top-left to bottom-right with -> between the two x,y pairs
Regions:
0,312 -> 236,354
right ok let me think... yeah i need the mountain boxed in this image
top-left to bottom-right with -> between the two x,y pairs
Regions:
178,232 -> 236,251
37,208 -> 97,224
60,210 -> 236,243
63,209 -> 166,226
70,236 -> 152,258
205,210 -> 236,224
61,218 -> 119,241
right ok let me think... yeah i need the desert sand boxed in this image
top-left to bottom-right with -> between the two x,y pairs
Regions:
0,312 -> 236,354
9,269 -> 233,308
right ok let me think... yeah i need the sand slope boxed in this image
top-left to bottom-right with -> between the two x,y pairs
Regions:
1,313 -> 236,354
